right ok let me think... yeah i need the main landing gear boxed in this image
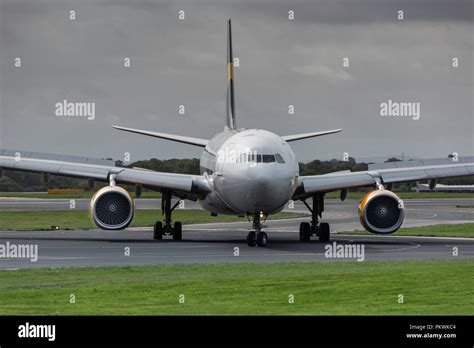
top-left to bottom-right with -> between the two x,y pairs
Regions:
300,193 -> 330,242
153,190 -> 183,241
246,214 -> 268,247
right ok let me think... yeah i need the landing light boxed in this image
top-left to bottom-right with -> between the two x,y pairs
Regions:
259,211 -> 264,219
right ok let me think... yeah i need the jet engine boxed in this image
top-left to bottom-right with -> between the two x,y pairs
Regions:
90,186 -> 134,230
358,189 -> 405,234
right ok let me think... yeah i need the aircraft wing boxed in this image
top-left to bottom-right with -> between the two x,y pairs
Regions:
0,151 -> 211,199
293,157 -> 474,200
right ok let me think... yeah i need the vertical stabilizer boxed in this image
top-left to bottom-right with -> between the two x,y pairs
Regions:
226,19 -> 236,130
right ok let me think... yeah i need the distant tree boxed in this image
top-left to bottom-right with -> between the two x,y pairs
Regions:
299,158 -> 368,176
0,176 -> 24,192
385,157 -> 402,163
130,158 -> 200,175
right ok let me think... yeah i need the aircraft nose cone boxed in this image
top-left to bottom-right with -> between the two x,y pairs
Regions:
243,172 -> 292,213
247,179 -> 272,208
216,162 -> 295,215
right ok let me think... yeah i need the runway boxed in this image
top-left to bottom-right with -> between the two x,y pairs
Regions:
0,198 -> 472,269
0,220 -> 473,269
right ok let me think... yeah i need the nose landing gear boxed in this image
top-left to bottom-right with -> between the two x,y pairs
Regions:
247,214 -> 268,247
300,193 -> 330,242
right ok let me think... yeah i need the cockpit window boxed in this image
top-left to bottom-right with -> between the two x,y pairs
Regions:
238,153 -> 283,164
262,155 -> 275,163
275,154 -> 285,163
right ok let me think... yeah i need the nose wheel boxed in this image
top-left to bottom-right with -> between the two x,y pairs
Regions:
247,231 -> 268,247
246,231 -> 257,247
256,231 -> 268,247
247,214 -> 268,247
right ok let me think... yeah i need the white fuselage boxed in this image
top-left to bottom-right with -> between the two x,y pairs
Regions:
199,129 -> 299,216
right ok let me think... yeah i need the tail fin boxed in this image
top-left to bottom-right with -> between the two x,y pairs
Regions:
226,19 -> 236,130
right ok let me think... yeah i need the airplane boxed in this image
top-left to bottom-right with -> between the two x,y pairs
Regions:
0,19 -> 473,247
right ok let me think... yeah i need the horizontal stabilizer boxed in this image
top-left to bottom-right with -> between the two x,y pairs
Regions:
113,126 -> 209,147
281,129 -> 342,142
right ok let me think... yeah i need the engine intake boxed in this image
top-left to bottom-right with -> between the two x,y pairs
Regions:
358,189 -> 404,234
90,186 -> 134,230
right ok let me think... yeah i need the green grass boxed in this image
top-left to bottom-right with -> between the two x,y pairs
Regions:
1,191 -> 472,199
0,259 -> 472,315
0,209 -> 308,231
340,223 -> 474,238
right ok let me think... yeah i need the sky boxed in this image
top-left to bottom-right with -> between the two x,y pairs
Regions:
0,0 -> 473,163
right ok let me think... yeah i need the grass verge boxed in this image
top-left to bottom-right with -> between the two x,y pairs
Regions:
339,223 -> 474,238
0,259 -> 472,315
0,209 -> 308,231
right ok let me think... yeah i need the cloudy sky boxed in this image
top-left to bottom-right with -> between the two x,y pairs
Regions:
0,0 -> 472,163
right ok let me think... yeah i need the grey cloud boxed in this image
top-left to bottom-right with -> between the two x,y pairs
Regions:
0,0 -> 472,163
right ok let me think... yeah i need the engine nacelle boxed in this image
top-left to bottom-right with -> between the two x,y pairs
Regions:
358,189 -> 405,234
90,186 -> 134,230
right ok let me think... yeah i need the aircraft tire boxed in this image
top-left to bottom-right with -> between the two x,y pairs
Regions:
256,232 -> 268,247
300,222 -> 311,241
319,222 -> 330,242
247,231 -> 257,247
153,221 -> 163,240
173,221 -> 182,240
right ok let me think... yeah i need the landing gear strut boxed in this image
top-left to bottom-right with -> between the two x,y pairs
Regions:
153,190 -> 183,240
300,193 -> 330,242
247,214 -> 268,247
